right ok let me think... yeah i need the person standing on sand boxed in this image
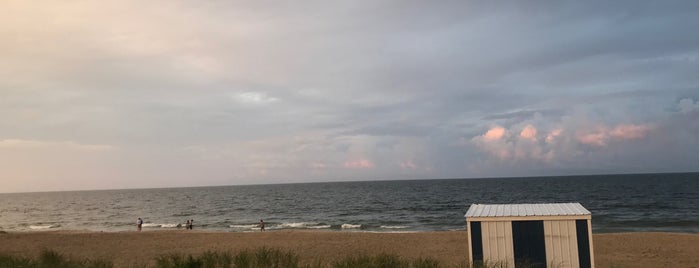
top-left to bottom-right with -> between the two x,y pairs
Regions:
259,220 -> 265,231
185,220 -> 190,230
137,218 -> 143,231
189,219 -> 194,230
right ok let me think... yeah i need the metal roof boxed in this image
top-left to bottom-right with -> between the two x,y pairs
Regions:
465,203 -> 590,218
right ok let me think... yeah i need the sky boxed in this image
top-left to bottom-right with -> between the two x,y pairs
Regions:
2,1 -> 699,193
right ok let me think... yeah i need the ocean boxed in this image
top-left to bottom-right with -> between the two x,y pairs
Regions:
0,173 -> 697,233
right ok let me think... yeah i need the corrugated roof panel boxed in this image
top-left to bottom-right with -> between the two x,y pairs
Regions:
495,204 -> 504,217
465,203 -> 591,218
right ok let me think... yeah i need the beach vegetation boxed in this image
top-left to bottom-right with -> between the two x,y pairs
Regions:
156,247 -> 299,268
330,254 -> 442,268
1,248 -> 458,268
0,249 -> 113,268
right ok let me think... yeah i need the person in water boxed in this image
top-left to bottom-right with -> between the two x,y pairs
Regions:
259,219 -> 265,231
136,218 -> 143,231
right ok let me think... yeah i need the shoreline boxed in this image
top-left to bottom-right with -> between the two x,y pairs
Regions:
1,230 -> 698,267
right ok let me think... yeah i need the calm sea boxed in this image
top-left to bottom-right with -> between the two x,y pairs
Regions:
0,173 -> 697,233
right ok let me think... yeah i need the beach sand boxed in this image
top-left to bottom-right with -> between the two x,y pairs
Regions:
0,230 -> 697,267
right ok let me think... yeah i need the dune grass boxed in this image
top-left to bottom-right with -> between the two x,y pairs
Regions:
155,248 -> 449,268
0,248 -> 474,268
0,249 -> 113,268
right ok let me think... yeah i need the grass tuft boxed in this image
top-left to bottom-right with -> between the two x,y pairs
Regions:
156,247 -> 298,268
332,254 -> 443,268
1,248 -> 458,268
0,249 -> 113,268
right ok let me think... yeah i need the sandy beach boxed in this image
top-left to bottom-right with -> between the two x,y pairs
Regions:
0,230 -> 697,267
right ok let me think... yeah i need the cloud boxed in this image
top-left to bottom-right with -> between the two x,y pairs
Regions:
399,160 -> 417,170
545,129 -> 563,144
472,122 -> 656,161
483,126 -> 506,141
343,158 -> 375,169
519,125 -> 538,141
2,1 -> 699,192
0,139 -> 115,152
576,124 -> 654,147
576,129 -> 608,147
609,124 -> 654,140
232,92 -> 279,105
679,98 -> 699,113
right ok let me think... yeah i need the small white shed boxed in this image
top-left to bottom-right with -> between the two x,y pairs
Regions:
465,203 -> 594,268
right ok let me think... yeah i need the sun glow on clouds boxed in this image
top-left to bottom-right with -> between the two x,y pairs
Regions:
0,139 -> 115,151
483,126 -> 506,141
609,124 -> 653,140
399,160 -> 417,170
577,124 -> 654,147
343,159 -> 375,169
472,122 -> 655,161
519,125 -> 538,141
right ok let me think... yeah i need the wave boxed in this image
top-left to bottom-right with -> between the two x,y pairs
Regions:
307,225 -> 331,229
341,224 -> 361,229
229,222 -> 332,230
142,223 -> 182,228
29,224 -> 60,230
380,225 -> 409,229
279,222 -> 317,228
229,224 -> 259,229
278,222 -> 332,229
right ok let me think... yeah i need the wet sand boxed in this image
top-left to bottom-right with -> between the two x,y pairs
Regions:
0,230 -> 697,267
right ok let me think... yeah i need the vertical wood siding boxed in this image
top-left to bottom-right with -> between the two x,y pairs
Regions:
481,221 -> 514,267
544,220 -> 580,268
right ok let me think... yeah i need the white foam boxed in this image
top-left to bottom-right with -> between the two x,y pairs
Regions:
140,223 -> 182,228
380,225 -> 409,229
341,224 -> 361,229
29,224 -> 59,230
307,225 -> 331,229
229,224 -> 258,229
280,222 -> 318,228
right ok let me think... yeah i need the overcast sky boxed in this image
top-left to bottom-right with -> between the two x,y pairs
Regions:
2,1 -> 698,193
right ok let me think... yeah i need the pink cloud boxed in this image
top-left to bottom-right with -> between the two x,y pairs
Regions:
343,159 -> 375,169
309,162 -> 327,169
545,129 -> 563,144
577,130 -> 608,147
609,124 -> 653,140
399,160 -> 417,169
471,128 -> 511,160
577,124 -> 653,146
483,126 -> 506,141
519,125 -> 538,141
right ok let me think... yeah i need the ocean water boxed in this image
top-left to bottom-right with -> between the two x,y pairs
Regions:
0,173 -> 697,233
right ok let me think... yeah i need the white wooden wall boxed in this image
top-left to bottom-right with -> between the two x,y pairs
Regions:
481,221 -> 515,268
544,220 -> 580,268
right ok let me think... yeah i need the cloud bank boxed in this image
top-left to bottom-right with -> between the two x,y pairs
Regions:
1,1 -> 698,192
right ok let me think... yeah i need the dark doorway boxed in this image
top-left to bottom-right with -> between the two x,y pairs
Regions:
512,220 -> 547,268
470,221 -> 483,263
576,220 -> 591,268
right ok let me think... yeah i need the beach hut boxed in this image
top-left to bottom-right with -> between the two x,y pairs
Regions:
465,203 -> 594,268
